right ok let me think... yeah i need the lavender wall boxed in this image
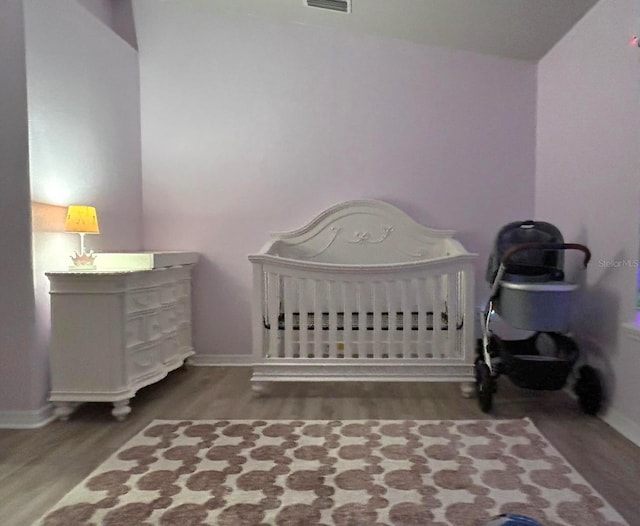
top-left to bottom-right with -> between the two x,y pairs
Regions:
0,0 -> 37,418
536,0 -> 640,441
0,0 -> 143,424
134,2 -> 537,360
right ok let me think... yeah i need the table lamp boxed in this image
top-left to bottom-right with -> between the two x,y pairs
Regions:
65,205 -> 100,270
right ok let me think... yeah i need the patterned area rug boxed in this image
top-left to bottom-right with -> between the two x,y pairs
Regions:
35,419 -> 628,526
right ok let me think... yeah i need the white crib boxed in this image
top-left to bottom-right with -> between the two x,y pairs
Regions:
249,200 -> 477,394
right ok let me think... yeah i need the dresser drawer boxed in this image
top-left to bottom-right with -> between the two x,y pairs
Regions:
159,305 -> 179,333
126,312 -> 162,347
163,280 -> 190,302
126,288 -> 162,314
177,324 -> 192,348
128,342 -> 161,381
174,299 -> 191,324
160,333 -> 180,364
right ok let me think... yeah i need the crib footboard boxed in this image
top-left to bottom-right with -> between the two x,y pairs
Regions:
250,258 -> 475,385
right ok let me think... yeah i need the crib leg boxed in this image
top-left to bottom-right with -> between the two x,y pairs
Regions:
251,381 -> 272,397
460,382 -> 475,399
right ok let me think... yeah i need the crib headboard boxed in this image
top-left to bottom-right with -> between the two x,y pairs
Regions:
258,200 -> 470,265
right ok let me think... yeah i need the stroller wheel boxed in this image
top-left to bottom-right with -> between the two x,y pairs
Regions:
475,361 -> 494,413
574,365 -> 603,415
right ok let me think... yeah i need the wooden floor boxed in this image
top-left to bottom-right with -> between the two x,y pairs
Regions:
1,366 -> 638,526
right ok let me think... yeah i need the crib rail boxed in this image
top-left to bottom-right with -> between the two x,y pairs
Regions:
251,258 -> 475,382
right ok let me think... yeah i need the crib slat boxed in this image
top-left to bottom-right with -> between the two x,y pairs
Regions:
328,281 -> 338,358
462,265 -> 475,363
401,279 -> 410,358
425,275 -> 435,359
441,273 -> 451,359
313,279 -> 322,358
416,277 -> 426,359
342,282 -> 351,358
372,282 -> 382,359
432,274 -> 441,357
386,281 -> 396,359
357,282 -> 366,358
283,277 -> 295,358
459,270 -> 468,359
267,272 -> 281,358
459,270 -> 467,359
447,271 -> 457,359
299,278 -> 309,358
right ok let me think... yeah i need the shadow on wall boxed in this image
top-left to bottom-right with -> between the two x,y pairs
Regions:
557,225 -> 625,411
573,258 -> 623,413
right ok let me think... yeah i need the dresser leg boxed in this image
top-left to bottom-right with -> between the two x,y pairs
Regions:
460,382 -> 475,398
53,402 -> 77,421
251,381 -> 271,397
112,400 -> 131,421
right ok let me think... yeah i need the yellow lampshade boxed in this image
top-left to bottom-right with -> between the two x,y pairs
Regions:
65,206 -> 100,234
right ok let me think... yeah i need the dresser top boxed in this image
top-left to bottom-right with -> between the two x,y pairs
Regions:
47,251 -> 199,276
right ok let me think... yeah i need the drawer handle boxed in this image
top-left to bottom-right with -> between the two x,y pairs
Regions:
134,350 -> 154,367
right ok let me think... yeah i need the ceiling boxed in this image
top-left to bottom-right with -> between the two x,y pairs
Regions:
180,0 -> 601,62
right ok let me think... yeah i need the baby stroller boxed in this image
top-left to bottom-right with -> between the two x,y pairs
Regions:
476,220 -> 603,414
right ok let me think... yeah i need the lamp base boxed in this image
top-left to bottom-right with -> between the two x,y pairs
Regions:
69,250 -> 97,270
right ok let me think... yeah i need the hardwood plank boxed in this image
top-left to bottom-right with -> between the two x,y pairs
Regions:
0,367 -> 638,525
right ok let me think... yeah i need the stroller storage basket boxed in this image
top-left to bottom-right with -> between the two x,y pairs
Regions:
497,281 -> 577,332
494,333 -> 578,390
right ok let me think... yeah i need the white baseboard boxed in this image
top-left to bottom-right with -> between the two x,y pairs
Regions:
0,404 -> 56,429
601,407 -> 640,447
188,354 -> 254,366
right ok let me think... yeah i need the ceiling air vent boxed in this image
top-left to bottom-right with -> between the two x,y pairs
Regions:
306,0 -> 351,13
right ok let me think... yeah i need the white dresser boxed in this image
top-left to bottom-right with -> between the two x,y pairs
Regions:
46,252 -> 198,421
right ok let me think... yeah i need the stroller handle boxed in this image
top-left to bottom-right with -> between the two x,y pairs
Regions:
501,243 -> 591,268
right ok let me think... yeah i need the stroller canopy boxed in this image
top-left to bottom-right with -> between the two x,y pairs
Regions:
486,221 -> 564,284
